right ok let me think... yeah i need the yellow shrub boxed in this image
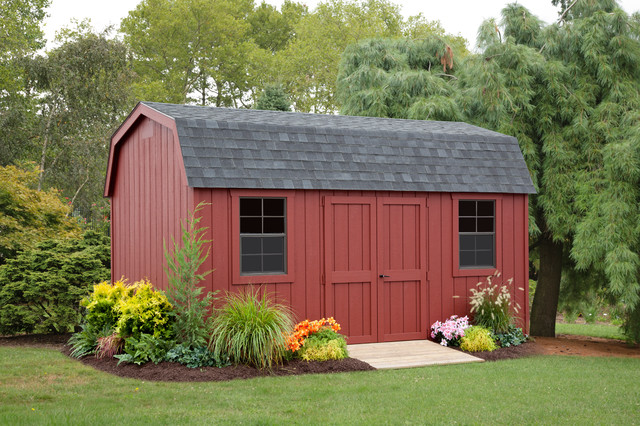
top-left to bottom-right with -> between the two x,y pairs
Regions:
300,339 -> 348,361
460,326 -> 497,352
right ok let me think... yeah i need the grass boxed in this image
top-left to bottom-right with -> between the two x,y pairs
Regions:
1,347 -> 639,424
555,322 -> 626,340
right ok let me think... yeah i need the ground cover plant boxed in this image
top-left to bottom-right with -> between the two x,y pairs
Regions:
1,344 -> 639,424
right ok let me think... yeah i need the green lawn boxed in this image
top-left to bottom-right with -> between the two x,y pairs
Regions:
555,322 -> 626,340
1,347 -> 639,424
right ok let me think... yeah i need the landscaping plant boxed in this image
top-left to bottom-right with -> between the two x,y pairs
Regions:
430,315 -> 470,347
469,271 -> 521,334
0,230 -> 110,335
287,317 -> 348,361
460,326 -> 497,352
492,325 -> 527,348
209,289 -> 294,369
115,280 -> 174,341
164,202 -> 218,349
165,344 -> 230,368
115,333 -> 175,365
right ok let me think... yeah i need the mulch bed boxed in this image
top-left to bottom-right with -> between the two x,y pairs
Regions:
455,341 -> 538,361
5,332 -> 636,383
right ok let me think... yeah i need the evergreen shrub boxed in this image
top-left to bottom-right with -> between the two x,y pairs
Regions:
460,326 -> 497,352
0,231 -> 110,334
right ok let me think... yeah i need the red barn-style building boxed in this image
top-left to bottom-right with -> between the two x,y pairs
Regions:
105,102 -> 535,343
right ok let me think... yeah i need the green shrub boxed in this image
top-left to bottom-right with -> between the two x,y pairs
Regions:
164,202 -> 217,348
116,280 -> 174,340
297,327 -> 348,361
469,270 -> 521,334
164,344 -> 230,368
492,325 -> 527,347
115,333 -> 174,365
209,289 -> 294,369
460,326 -> 497,352
0,231 -> 110,334
81,279 -> 136,331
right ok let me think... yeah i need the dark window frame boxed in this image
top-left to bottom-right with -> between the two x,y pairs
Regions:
239,197 -> 287,276
458,199 -> 496,269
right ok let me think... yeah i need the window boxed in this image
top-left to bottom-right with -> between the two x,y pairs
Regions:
459,200 -> 495,268
240,198 -> 286,275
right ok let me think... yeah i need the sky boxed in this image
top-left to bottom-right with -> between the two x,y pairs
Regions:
43,0 -> 638,50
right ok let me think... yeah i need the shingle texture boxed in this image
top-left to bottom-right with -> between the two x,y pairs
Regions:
142,102 -> 535,194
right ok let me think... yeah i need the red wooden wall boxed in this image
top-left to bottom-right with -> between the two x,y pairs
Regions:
110,116 -> 192,289
108,116 -> 530,343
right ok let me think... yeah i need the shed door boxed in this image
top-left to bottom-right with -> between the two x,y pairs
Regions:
377,197 -> 428,342
324,196 -> 427,343
323,197 -> 378,344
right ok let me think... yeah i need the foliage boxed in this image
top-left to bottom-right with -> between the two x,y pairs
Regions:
23,23 -> 135,214
254,84 -> 291,111
338,37 -> 462,120
164,202 -> 216,348
430,315 -> 470,347
0,0 -> 49,165
469,271 -> 522,334
297,327 -> 348,361
67,323 -> 111,359
300,338 -> 348,361
164,344 -> 230,368
209,289 -> 294,369
492,325 -> 527,348
0,230 -> 110,334
121,0 -> 262,107
115,333 -> 174,365
116,280 -> 174,340
0,164 -> 80,264
81,280 -> 136,331
95,332 -> 125,359
286,317 -> 341,352
460,326 -> 497,352
281,0 -> 467,113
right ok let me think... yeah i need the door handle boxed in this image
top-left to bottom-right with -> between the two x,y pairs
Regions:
379,274 -> 390,278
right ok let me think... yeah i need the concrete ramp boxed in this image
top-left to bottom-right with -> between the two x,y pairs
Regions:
348,340 -> 483,369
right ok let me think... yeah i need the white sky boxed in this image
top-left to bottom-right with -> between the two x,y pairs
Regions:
43,0 -> 638,50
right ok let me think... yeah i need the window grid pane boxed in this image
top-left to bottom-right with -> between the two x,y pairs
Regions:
240,198 -> 286,275
459,200 -> 495,269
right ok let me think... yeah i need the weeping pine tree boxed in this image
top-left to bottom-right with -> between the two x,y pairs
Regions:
337,0 -> 640,341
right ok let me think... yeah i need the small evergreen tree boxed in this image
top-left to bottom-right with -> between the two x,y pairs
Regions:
254,84 -> 291,111
164,202 -> 216,348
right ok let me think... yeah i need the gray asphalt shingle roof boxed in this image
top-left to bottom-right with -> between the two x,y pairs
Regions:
142,102 -> 535,194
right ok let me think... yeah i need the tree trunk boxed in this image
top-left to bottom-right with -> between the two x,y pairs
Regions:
530,234 -> 563,336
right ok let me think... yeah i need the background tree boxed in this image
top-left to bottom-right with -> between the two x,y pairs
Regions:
0,164 -> 79,265
24,22 -> 135,213
254,84 -> 291,111
337,37 -> 461,120
121,0 -> 264,107
0,0 -> 49,165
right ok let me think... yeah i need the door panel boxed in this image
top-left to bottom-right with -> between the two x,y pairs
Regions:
324,197 -> 377,343
378,198 -> 428,341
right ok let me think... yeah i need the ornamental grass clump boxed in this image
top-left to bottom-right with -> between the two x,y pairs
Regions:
208,289 -> 294,369
430,315 -> 470,347
469,270 -> 521,334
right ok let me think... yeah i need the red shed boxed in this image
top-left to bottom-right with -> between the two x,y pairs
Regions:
105,102 -> 535,343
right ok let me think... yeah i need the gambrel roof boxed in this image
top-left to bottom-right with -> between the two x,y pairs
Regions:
111,101 -> 535,194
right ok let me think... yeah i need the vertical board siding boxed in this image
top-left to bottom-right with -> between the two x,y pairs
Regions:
111,117 -> 190,289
